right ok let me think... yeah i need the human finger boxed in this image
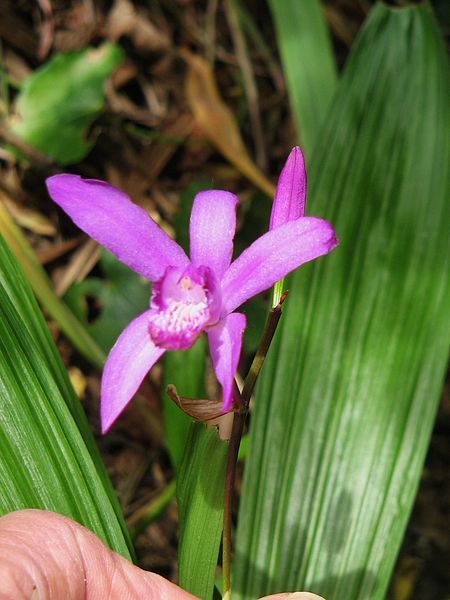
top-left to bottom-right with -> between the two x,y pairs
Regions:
0,509 -> 196,600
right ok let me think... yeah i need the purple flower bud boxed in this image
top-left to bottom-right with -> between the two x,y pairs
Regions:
270,146 -> 306,230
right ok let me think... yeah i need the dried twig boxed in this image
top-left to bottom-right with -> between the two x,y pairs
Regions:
225,0 -> 267,171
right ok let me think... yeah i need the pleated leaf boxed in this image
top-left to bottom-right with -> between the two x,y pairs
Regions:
177,423 -> 228,599
235,4 -> 449,600
0,235 -> 133,560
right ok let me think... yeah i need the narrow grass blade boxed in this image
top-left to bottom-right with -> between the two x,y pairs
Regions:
268,0 -> 337,155
235,4 -> 449,599
177,423 -> 228,599
0,202 -> 105,367
0,235 -> 133,559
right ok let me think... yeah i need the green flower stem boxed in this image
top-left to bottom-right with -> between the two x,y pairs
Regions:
241,291 -> 287,410
222,292 -> 288,599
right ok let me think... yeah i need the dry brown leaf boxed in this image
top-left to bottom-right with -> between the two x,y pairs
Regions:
167,384 -> 235,440
105,0 -> 170,53
182,50 -> 275,198
68,366 -> 87,398
36,236 -> 84,265
36,0 -> 54,60
105,79 -> 158,127
54,238 -> 100,297
105,0 -> 135,41
3,50 -> 32,84
1,193 -> 56,236
132,17 -> 170,54
138,113 -> 194,180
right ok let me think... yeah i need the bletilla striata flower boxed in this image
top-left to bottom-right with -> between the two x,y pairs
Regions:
46,147 -> 337,433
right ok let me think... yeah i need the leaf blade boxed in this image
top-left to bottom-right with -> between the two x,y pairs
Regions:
0,202 -> 105,367
177,423 -> 228,599
235,4 -> 449,599
0,234 -> 133,559
10,44 -> 122,164
267,0 -> 337,155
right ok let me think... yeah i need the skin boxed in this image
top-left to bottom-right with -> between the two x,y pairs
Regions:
0,510 -> 324,600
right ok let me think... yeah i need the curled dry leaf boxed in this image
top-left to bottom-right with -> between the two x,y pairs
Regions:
182,50 -> 275,197
54,238 -> 100,297
167,384 -> 235,441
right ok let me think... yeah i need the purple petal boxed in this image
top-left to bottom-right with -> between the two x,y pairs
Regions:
208,312 -> 246,412
101,310 -> 165,433
189,190 -> 238,279
270,146 -> 306,230
221,217 -> 338,314
46,175 -> 188,281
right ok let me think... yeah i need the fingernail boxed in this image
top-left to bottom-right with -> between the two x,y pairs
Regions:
288,593 -> 326,600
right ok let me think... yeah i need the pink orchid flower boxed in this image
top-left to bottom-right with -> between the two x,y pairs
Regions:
46,147 -> 337,433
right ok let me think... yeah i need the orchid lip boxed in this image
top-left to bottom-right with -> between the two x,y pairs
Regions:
148,264 -> 221,351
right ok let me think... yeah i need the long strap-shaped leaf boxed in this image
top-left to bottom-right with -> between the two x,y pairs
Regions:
0,235 -> 133,559
177,423 -> 228,599
235,4 -> 449,599
267,0 -> 337,155
0,202 -> 105,367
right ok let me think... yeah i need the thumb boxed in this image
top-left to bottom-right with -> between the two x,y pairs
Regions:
0,509 -> 196,599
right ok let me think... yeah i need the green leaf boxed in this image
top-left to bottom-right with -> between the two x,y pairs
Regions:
10,43 -> 122,164
65,249 -> 150,354
267,0 -> 337,155
163,337 -> 207,471
235,4 -> 449,600
177,423 -> 228,599
0,202 -> 105,368
0,234 -> 133,559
